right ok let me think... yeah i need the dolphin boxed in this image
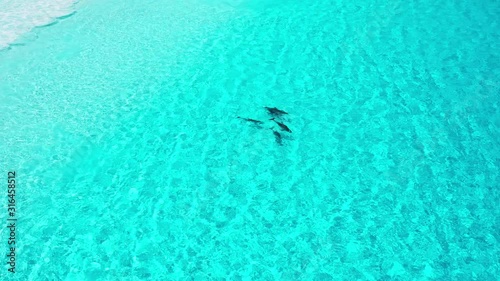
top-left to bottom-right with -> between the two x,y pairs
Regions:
264,107 -> 288,116
270,118 -> 292,133
271,130 -> 283,145
237,116 -> 264,125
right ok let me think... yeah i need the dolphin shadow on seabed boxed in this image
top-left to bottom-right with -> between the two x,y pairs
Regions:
270,128 -> 294,146
237,116 -> 265,128
237,116 -> 264,125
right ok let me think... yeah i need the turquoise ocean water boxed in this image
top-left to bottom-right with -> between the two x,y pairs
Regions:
1,0 -> 499,279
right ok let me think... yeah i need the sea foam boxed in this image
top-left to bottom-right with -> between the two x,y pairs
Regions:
0,0 -> 78,49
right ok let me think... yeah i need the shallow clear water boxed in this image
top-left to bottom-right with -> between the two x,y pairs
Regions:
0,0 -> 499,280
0,0 -> 77,49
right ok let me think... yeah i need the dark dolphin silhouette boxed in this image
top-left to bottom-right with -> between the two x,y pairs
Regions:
272,130 -> 283,145
270,118 -> 292,133
237,116 -> 264,125
264,107 -> 288,116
